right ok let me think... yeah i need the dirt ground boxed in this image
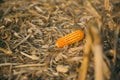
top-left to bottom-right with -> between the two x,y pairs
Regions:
0,0 -> 120,80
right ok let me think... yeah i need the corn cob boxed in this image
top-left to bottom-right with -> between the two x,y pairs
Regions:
56,30 -> 84,48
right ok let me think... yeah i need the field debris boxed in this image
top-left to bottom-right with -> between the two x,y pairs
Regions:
0,0 -> 120,80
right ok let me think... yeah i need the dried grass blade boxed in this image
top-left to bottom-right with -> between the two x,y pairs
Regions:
78,25 -> 92,80
13,34 -> 31,49
14,63 -> 46,68
90,21 -> 105,80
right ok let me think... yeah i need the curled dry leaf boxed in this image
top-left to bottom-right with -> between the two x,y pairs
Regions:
54,53 -> 67,62
56,65 -> 69,73
68,46 -> 83,53
1,29 -> 11,41
42,45 -> 49,49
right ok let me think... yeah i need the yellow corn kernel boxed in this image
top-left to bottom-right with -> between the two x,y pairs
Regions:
56,30 -> 84,48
